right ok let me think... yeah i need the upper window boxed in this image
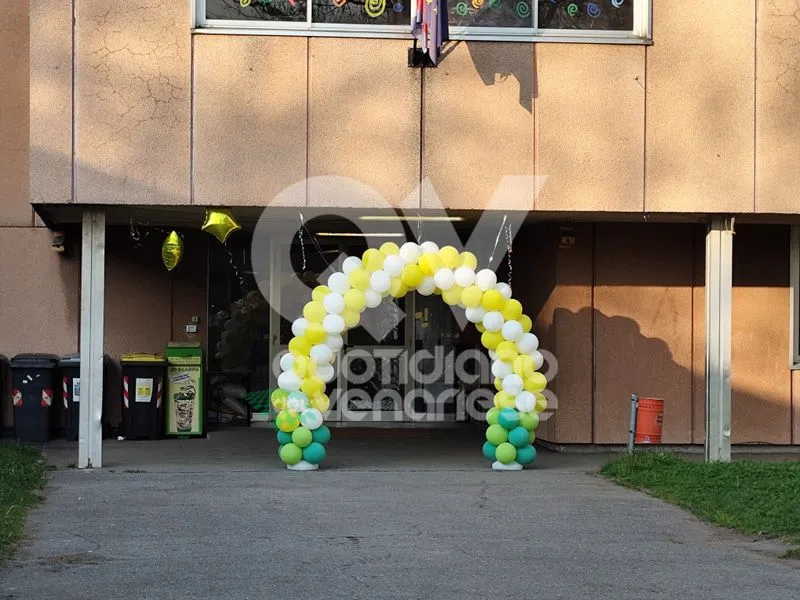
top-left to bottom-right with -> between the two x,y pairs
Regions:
197,0 -> 651,40
791,226 -> 800,368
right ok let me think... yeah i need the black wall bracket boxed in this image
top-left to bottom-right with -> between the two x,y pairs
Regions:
408,44 -> 436,68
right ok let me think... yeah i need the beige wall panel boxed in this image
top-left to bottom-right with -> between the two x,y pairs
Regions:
646,0 -> 755,212
692,227 -> 706,444
535,45 -> 645,212
308,39 -> 420,209
170,235 -> 208,345
75,1 -> 191,205
731,226 -> 791,444
1,0 -> 31,225
594,224 -> 694,444
423,43 -> 534,211
756,1 -> 800,213
194,36 -> 308,207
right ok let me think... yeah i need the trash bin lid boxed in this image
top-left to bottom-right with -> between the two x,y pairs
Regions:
59,353 -> 81,367
121,353 -> 166,365
10,353 -> 60,368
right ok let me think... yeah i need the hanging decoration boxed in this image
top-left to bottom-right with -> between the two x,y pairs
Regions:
161,231 -> 184,271
273,240 -> 548,471
201,208 -> 241,244
411,0 -> 450,66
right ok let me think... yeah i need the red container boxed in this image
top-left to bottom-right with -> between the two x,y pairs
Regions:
634,397 -> 664,444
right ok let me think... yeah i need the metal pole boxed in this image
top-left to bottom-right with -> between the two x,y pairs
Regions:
627,393 -> 638,454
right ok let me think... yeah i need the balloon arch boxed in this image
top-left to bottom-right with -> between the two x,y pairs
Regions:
270,241 -> 549,471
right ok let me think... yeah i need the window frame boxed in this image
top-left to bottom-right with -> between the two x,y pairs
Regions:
791,226 -> 800,369
193,0 -> 653,43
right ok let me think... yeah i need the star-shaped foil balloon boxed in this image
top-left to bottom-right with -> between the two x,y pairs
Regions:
201,208 -> 241,244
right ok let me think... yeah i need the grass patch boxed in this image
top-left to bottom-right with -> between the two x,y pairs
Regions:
0,444 -> 47,563
601,452 -> 800,557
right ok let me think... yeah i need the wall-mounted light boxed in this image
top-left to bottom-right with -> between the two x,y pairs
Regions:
316,232 -> 404,238
358,215 -> 463,222
51,231 -> 65,252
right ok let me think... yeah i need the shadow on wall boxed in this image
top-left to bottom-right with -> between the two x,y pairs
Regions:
462,41 -> 536,113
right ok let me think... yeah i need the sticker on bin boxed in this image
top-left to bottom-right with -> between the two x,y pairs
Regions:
42,388 -> 53,407
73,378 -> 80,403
12,388 -> 22,407
170,372 -> 192,384
135,378 -> 153,403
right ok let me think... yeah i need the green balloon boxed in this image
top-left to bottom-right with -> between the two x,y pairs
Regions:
520,412 -> 539,431
495,442 -> 517,464
292,426 -> 313,448
508,426 -> 530,448
529,430 -> 536,444
279,443 -> 302,465
271,388 -> 288,404
482,441 -> 497,460
498,408 -> 520,430
486,424 -> 508,445
516,444 -> 536,465
303,442 -> 326,464
311,424 -> 331,445
486,407 -> 500,426
276,430 -> 293,445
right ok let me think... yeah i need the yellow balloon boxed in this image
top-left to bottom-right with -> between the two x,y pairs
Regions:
418,253 -> 443,276
289,336 -> 311,356
496,341 -> 519,362
461,285 -> 483,308
514,354 -> 535,378
292,355 -> 310,377
493,391 -> 510,408
442,285 -> 463,305
518,314 -> 533,333
362,248 -> 386,272
303,301 -> 326,323
161,231 -> 183,271
301,376 -> 325,397
201,208 -> 241,244
494,377 -> 503,392
402,264 -> 424,288
342,309 -> 360,329
502,299 -> 523,321
389,278 -> 408,298
380,242 -> 400,255
481,330 -> 503,350
304,322 -> 326,344
525,372 -> 547,393
276,410 -> 300,432
312,285 -> 331,303
534,393 -> 548,413
500,392 -> 516,409
439,246 -> 460,269
482,290 -> 504,311
311,392 -> 331,413
348,268 -> 371,291
476,323 -> 486,333
344,289 -> 366,312
460,252 -> 478,270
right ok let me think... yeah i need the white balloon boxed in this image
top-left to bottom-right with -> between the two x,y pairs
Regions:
465,306 -> 487,324
279,352 -> 295,373
370,270 -> 391,294
475,269 -> 497,291
315,364 -> 336,383
300,408 -> 324,430
287,396 -> 306,412
491,360 -> 513,379
433,268 -> 455,291
328,272 -> 350,295
502,374 -> 524,396
399,242 -> 421,264
310,344 -> 333,365
323,293 -> 345,315
496,282 -> 512,300
517,332 -> 539,354
364,289 -> 382,308
278,371 -> 300,392
482,311 -> 504,332
454,266 -> 476,288
514,391 -> 535,413
342,256 -> 363,275
383,255 -> 404,277
488,350 -> 498,361
291,318 -> 309,338
501,320 -> 524,342
417,277 -> 436,296
326,334 -> 344,352
419,241 -> 439,254
530,350 -> 544,371
323,314 -> 345,335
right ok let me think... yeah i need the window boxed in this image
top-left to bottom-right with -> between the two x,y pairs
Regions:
792,226 -> 800,368
196,0 -> 652,41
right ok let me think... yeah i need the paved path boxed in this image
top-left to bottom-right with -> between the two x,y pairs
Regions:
2,429 -> 798,599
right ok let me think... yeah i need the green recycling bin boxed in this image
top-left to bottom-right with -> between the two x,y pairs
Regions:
120,353 -> 166,440
165,343 -> 204,437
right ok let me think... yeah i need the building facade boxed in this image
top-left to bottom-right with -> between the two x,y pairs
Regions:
2,1 -> 800,461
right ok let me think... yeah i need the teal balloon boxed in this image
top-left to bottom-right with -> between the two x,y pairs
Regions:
303,442 -> 326,465
482,441 -> 498,460
486,423 -> 508,445
495,442 -> 517,464
507,426 -> 529,448
311,424 -> 331,445
279,443 -> 303,465
498,408 -> 520,430
516,444 -> 537,465
277,430 -> 293,445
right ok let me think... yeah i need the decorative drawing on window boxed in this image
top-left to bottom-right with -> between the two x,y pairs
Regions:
206,0 -> 308,22
537,0 -> 633,30
312,0 -> 411,25
450,0 -> 533,28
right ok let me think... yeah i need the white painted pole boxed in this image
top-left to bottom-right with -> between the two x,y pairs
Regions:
79,209 -> 105,468
705,217 -> 733,462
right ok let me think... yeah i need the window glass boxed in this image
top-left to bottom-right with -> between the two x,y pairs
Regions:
449,0 -> 533,28
312,0 -> 411,25
538,0 -> 633,30
206,0 -> 308,22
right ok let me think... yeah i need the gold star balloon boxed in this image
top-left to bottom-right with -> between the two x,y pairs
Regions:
161,231 -> 183,271
201,208 -> 241,244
